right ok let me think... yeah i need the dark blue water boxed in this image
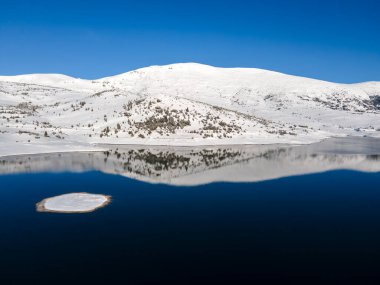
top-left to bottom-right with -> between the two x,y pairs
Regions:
1,170 -> 380,284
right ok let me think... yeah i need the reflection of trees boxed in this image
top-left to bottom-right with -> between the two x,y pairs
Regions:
0,140 -> 380,185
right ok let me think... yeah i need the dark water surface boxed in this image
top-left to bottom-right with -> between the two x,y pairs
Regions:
1,139 -> 380,284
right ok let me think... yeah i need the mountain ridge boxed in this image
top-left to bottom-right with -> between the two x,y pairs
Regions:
0,63 -> 379,157
1,63 -> 379,85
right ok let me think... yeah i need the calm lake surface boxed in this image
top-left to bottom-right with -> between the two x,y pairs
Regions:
1,138 -> 380,284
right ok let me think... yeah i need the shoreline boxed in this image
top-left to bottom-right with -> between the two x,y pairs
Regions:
1,134 -> 380,159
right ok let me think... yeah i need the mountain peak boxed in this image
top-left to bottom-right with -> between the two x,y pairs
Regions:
0,63 -> 379,156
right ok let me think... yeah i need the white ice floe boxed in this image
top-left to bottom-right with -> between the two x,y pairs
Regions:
36,193 -> 111,213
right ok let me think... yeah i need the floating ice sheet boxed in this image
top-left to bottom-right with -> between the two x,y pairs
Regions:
36,193 -> 111,213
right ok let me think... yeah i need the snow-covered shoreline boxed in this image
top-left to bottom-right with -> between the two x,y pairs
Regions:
0,133 -> 345,158
0,137 -> 321,158
0,140 -> 105,158
1,137 -> 380,186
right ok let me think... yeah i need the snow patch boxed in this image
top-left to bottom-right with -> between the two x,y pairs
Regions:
36,193 -> 111,213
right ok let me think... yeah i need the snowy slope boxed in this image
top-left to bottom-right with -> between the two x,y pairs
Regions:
0,63 -> 379,156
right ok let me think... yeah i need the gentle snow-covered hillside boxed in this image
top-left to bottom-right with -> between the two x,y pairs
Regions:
0,63 -> 379,156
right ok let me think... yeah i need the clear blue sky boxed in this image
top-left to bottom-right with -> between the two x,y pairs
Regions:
1,0 -> 379,83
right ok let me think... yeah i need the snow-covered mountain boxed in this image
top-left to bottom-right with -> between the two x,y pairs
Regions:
0,63 -> 379,156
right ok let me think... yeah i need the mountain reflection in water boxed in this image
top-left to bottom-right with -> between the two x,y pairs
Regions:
0,137 -> 380,185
